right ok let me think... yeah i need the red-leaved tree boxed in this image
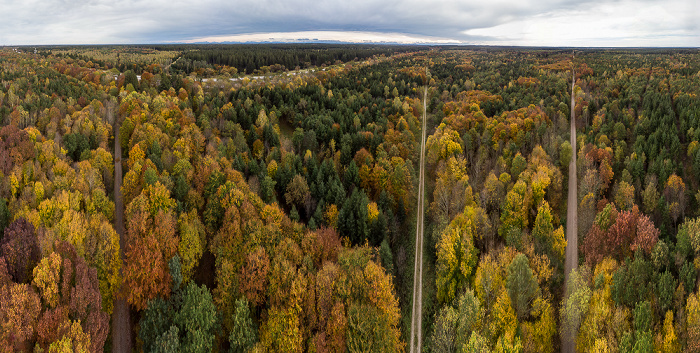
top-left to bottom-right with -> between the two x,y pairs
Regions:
582,204 -> 659,265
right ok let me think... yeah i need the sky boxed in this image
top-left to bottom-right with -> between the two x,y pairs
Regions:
0,0 -> 697,47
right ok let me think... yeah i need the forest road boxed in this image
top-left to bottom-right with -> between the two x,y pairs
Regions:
562,67 -> 578,353
111,113 -> 132,353
410,85 -> 427,353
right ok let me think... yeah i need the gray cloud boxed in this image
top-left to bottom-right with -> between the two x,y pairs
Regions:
0,0 -> 697,46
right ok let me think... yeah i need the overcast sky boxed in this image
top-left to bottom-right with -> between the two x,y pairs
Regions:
0,0 -> 697,47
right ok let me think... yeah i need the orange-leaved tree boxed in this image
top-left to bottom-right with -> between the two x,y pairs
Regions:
123,182 -> 178,310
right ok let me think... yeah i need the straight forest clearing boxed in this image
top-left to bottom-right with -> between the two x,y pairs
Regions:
562,66 -> 578,353
112,116 -> 132,353
410,85 -> 428,353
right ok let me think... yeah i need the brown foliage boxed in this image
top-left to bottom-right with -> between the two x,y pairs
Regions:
517,77 -> 541,87
631,215 -> 660,255
0,125 -> 36,175
0,282 -> 41,350
313,332 -> 330,353
354,148 -> 374,167
0,258 -> 10,287
36,306 -> 69,349
316,262 -> 339,329
124,212 -> 176,306
239,246 -> 270,307
123,183 -> 178,311
537,59 -> 572,71
315,227 -> 341,266
582,205 -> 659,265
582,144 -> 614,193
123,223 -> 174,311
326,301 -> 347,352
0,218 -> 40,284
69,259 -> 108,353
304,272 -> 318,331
28,241 -> 112,353
267,254 -> 298,308
285,174 -> 310,208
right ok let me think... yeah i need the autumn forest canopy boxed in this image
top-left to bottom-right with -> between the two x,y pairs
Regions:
0,44 -> 699,352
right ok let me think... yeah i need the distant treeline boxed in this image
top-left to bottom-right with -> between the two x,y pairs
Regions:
157,44 -> 427,74
28,44 -> 428,75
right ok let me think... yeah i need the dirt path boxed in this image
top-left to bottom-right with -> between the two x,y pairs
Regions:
410,85 -> 427,353
111,109 -> 132,352
562,67 -> 578,353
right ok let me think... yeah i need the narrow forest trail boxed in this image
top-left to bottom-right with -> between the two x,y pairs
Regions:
111,110 -> 132,352
410,85 -> 427,353
562,67 -> 578,353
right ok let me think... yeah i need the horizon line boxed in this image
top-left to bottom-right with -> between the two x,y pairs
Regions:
3,42 -> 699,49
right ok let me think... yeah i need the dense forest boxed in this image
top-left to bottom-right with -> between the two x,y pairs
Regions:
36,44 -> 424,76
166,44 -> 425,75
0,44 -> 699,352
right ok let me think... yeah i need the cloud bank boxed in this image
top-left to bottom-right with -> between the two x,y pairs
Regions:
0,0 -> 697,46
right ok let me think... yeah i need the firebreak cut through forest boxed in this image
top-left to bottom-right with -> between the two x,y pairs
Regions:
0,44 -> 699,352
